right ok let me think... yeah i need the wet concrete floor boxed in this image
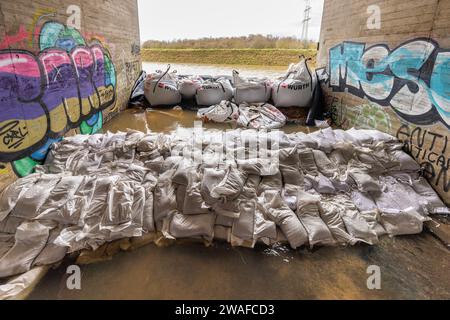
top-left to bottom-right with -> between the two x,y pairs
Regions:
28,108 -> 450,300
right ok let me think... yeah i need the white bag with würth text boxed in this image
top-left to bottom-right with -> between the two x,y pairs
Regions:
144,65 -> 182,106
233,71 -> 272,105
195,78 -> 234,106
272,57 -> 315,108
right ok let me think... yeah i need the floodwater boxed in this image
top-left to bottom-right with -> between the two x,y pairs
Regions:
143,62 -> 286,79
27,106 -> 450,300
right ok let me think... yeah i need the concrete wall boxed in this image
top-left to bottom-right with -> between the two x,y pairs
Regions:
0,0 -> 141,190
317,0 -> 450,205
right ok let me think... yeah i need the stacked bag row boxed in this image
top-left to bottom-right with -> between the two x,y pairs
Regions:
143,57 -> 317,109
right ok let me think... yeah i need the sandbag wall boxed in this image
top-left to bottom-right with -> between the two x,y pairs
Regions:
0,128 -> 448,279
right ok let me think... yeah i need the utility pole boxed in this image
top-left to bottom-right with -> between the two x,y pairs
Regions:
301,0 -> 311,41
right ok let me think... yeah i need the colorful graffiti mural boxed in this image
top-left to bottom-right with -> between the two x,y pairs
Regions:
327,38 -> 450,128
0,21 -> 116,176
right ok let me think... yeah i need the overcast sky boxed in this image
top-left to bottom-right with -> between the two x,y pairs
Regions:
138,0 -> 324,42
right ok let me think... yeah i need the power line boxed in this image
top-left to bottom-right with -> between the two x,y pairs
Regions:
301,0 -> 311,41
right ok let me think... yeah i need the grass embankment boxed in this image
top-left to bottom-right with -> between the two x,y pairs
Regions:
141,49 -> 317,67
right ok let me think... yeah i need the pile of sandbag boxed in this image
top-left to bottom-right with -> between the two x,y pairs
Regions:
197,101 -> 287,129
142,57 -> 317,112
0,128 -> 448,279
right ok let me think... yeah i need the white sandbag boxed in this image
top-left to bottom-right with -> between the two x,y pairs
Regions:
0,221 -> 50,278
34,176 -> 85,223
144,67 -> 182,106
319,196 -> 357,245
347,160 -> 380,192
197,101 -> 239,123
166,213 -> 215,241
0,174 -> 41,221
210,166 -> 246,201
296,190 -> 336,248
153,169 -> 178,224
233,71 -> 271,104
258,172 -> 283,195
178,76 -> 203,100
195,78 -> 234,106
298,149 -> 319,176
232,199 -> 256,242
12,175 -> 62,220
260,191 -> 308,249
183,171 -> 211,215
379,207 -> 429,236
272,58 -> 314,108
237,103 -> 286,130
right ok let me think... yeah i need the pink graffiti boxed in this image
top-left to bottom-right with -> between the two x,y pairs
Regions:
0,26 -> 29,50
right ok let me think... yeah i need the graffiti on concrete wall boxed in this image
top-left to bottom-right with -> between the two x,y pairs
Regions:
0,21 -> 117,176
327,38 -> 450,128
329,96 -> 392,132
397,124 -> 450,193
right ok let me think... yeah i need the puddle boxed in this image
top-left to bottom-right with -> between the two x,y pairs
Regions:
103,108 -> 319,135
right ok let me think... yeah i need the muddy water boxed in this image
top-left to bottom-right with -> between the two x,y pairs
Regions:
102,108 -> 318,135
143,62 -> 286,78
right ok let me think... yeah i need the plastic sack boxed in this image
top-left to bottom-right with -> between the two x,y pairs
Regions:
144,65 -> 182,106
178,76 -> 203,100
233,70 -> 271,104
197,101 -> 239,123
237,103 -> 286,130
272,57 -> 315,107
195,78 -> 234,106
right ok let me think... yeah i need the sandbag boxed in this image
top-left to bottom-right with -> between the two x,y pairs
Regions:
178,76 -> 203,100
144,66 -> 182,106
260,191 -> 308,249
237,103 -> 286,130
197,101 -> 239,123
272,57 -> 314,107
233,71 -> 271,104
195,78 -> 234,106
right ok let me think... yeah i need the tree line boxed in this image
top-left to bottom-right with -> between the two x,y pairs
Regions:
142,35 -> 317,50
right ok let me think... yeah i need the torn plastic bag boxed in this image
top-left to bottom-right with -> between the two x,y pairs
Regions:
260,191 -> 308,249
272,57 -> 314,108
197,101 -> 239,124
295,190 -> 336,248
0,221 -> 50,278
195,78 -> 234,106
233,71 -> 271,104
144,66 -> 182,106
237,103 -> 286,130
